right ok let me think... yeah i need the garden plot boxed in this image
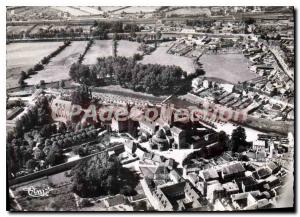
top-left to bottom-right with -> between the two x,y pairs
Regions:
6,42 -> 63,89
26,41 -> 88,85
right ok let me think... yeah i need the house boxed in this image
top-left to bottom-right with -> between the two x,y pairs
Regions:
206,180 -> 225,203
231,192 -> 257,210
139,120 -> 157,136
170,126 -> 187,149
235,176 -> 259,192
253,167 -> 272,179
221,162 -> 245,182
265,175 -> 280,188
154,166 -> 169,181
222,182 -> 239,197
266,161 -> 280,174
151,129 -> 170,151
252,140 -> 266,152
199,168 -> 219,182
111,116 -> 128,132
154,181 -> 202,211
169,169 -> 183,183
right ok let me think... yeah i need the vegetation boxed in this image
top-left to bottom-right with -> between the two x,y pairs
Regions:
71,151 -> 121,197
70,56 -> 187,95
230,126 -> 249,153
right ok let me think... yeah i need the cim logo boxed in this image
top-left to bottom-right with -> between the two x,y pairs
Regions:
23,185 -> 54,198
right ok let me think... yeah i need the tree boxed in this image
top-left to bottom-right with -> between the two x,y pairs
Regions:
58,122 -> 67,133
46,144 -> 64,166
133,53 -> 143,61
218,131 -> 229,150
120,185 -> 134,196
231,126 -> 247,153
72,151 -> 121,197
26,159 -> 37,172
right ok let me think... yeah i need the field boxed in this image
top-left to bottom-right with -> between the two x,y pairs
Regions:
99,6 -> 126,12
166,7 -> 211,16
200,54 -> 259,84
26,41 -> 88,85
6,42 -> 63,89
140,45 -> 196,75
83,40 -> 141,65
6,25 -> 32,35
52,6 -> 90,16
30,24 -> 51,34
113,6 -> 160,14
74,7 -> 103,15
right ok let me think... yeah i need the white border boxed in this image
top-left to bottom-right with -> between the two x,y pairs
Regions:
1,1 -> 298,216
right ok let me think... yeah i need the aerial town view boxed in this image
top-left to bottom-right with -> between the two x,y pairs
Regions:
6,6 -> 295,212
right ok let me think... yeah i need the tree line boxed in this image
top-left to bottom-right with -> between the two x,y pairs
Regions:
19,40 -> 71,87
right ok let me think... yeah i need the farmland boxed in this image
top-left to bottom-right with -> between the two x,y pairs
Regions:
83,40 -> 141,65
165,7 -> 211,16
140,44 -> 196,75
52,6 -> 91,16
6,25 -> 32,35
113,6 -> 160,14
6,42 -> 63,89
26,41 -> 88,85
199,53 -> 259,84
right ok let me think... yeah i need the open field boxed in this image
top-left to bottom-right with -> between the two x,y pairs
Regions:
200,54 -> 259,84
83,40 -> 141,65
166,7 -> 211,16
82,40 -> 112,64
26,41 -> 88,85
140,45 -> 196,75
99,6 -> 126,12
74,7 -> 103,15
6,25 -> 32,35
30,24 -> 51,34
6,42 -> 63,89
113,6 -> 160,14
52,6 -> 90,16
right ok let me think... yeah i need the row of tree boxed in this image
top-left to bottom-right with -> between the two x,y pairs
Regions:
18,40 -> 71,87
78,39 -> 94,64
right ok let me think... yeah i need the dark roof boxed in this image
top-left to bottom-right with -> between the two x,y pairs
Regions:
236,176 -> 258,186
256,167 -> 272,179
222,162 -> 245,176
